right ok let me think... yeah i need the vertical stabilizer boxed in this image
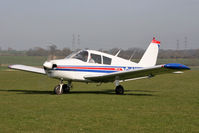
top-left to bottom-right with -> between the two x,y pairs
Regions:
138,38 -> 160,67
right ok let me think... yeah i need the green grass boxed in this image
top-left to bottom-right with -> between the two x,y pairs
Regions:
157,58 -> 199,66
0,70 -> 199,132
0,66 -> 7,71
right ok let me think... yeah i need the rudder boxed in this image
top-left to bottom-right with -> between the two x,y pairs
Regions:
138,37 -> 160,67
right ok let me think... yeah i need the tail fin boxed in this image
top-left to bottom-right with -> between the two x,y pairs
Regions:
138,37 -> 160,67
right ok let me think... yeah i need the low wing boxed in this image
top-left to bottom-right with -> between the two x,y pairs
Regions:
9,64 -> 46,74
84,63 -> 190,82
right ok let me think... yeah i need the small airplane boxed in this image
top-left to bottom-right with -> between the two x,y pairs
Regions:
9,38 -> 190,95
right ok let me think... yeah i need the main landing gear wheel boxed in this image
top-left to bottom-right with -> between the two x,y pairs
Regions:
115,85 -> 124,94
63,84 -> 70,93
54,84 -> 63,95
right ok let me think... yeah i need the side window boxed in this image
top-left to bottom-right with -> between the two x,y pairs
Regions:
90,54 -> 102,64
103,56 -> 112,65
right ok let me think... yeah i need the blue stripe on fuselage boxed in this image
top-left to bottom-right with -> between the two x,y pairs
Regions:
54,66 -> 142,73
56,65 -> 141,69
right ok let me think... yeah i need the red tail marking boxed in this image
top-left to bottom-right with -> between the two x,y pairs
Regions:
152,37 -> 160,44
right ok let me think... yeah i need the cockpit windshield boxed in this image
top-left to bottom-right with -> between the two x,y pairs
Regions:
68,50 -> 88,62
65,51 -> 78,59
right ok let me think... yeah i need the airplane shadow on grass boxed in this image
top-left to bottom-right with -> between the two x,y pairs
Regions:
0,89 -> 157,96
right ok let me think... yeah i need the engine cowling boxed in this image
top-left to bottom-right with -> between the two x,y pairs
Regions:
43,61 -> 54,70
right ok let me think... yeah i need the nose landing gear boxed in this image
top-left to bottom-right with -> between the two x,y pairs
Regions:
54,84 -> 64,95
54,79 -> 71,95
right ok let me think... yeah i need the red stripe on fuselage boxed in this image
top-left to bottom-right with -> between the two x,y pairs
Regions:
56,67 -> 123,71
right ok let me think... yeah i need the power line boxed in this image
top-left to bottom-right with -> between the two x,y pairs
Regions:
72,34 -> 75,51
77,34 -> 80,47
184,36 -> 188,49
176,40 -> 179,50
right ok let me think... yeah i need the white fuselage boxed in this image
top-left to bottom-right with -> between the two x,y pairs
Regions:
44,50 -> 140,82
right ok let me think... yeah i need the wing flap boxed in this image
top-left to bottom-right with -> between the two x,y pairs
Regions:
8,64 -> 46,74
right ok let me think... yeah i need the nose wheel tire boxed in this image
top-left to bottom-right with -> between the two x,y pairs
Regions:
54,85 -> 63,95
54,84 -> 70,95
115,85 -> 124,94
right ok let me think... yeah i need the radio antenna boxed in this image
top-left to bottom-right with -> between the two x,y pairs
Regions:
115,49 -> 121,56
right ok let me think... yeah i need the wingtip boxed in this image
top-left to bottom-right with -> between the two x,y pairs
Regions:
8,65 -> 13,69
8,64 -> 17,69
164,63 -> 190,70
8,64 -> 23,69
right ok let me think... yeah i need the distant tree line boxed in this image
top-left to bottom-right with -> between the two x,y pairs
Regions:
26,45 -> 71,57
101,48 -> 199,59
0,45 -> 199,59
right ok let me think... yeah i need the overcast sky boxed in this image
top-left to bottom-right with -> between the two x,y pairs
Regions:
0,0 -> 199,50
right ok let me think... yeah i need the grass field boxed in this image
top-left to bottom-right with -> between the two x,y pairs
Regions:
0,56 -> 47,66
0,69 -> 199,132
